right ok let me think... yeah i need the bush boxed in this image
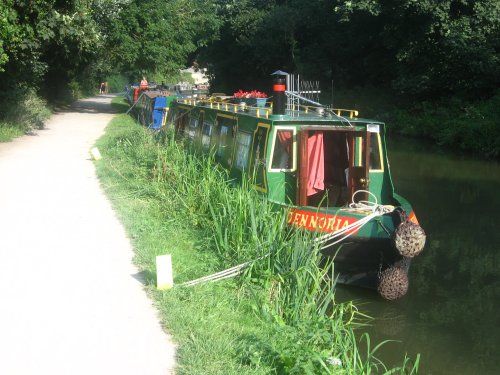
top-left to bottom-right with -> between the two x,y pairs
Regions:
383,91 -> 500,159
0,88 -> 51,133
67,80 -> 83,101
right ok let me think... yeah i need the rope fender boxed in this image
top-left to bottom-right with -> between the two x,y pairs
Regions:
377,265 -> 409,301
392,208 -> 426,258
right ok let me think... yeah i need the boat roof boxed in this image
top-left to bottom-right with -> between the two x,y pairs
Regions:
175,97 -> 384,126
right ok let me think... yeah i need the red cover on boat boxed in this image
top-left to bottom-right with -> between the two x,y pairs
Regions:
307,132 -> 324,196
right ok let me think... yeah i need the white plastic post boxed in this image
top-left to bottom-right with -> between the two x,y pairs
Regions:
90,147 -> 102,160
156,254 -> 173,290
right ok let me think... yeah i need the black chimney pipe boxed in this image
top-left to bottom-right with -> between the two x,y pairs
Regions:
271,70 -> 288,115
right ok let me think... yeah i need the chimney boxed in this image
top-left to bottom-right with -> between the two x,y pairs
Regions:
271,70 -> 288,115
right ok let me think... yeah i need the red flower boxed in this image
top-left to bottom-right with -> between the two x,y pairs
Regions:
233,90 -> 267,98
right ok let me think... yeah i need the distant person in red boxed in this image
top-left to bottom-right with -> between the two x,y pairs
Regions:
140,77 -> 148,88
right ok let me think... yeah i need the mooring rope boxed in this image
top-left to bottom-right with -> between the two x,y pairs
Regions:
316,190 -> 395,250
177,190 -> 394,287
178,260 -> 253,287
178,254 -> 270,288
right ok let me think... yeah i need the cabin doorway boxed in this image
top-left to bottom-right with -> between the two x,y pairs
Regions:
297,129 -> 369,207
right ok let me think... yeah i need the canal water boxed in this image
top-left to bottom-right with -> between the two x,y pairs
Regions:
338,136 -> 500,374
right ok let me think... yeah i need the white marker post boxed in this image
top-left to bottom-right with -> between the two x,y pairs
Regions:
156,254 -> 173,290
90,147 -> 102,160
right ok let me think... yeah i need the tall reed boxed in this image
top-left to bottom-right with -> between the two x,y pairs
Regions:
122,129 -> 349,322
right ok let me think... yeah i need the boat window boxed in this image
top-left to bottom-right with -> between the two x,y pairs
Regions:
187,114 -> 198,140
218,126 -> 229,157
196,112 -> 204,139
271,129 -> 295,171
369,132 -> 383,171
235,131 -> 252,170
202,121 -> 213,151
215,116 -> 237,165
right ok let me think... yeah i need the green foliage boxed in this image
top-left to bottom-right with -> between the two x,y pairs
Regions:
66,80 -> 83,101
239,318 -> 346,374
199,167 -> 347,328
106,73 -> 129,93
0,88 -> 51,133
0,1 -> 101,93
241,325 -> 420,375
148,71 -> 195,86
0,124 -> 24,142
204,0 -> 499,100
104,0 -> 222,79
0,0 -> 223,108
383,91 -> 500,158
0,1 -> 18,70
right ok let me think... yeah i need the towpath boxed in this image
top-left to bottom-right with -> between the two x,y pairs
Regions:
0,95 -> 176,374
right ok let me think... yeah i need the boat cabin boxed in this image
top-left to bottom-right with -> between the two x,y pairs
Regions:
165,97 -> 394,213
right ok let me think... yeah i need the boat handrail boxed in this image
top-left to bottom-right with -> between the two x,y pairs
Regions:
286,103 -> 359,119
176,97 -> 358,120
285,89 -> 358,118
178,98 -> 273,119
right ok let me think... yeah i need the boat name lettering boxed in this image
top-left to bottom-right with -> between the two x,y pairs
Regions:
287,209 -> 358,233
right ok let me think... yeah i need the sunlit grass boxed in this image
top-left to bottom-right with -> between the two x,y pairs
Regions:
0,123 -> 25,142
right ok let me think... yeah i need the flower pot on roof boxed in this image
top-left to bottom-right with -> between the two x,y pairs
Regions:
233,90 -> 268,107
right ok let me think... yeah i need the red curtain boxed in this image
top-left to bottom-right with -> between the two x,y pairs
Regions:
277,130 -> 292,153
307,132 -> 324,196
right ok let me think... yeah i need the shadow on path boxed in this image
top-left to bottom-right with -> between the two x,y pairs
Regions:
56,94 -> 122,114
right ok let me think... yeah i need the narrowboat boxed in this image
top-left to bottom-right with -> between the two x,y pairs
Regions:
128,88 -> 176,130
127,83 -> 208,130
133,72 -> 426,300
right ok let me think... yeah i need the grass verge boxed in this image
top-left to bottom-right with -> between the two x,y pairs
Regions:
94,113 -> 420,374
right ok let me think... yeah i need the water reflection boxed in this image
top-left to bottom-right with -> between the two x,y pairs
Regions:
338,136 -> 500,374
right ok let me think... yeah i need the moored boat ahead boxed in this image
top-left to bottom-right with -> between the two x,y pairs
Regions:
155,71 -> 426,300
126,82 -> 208,130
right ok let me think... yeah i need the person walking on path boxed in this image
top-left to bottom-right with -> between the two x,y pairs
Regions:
0,95 -> 176,375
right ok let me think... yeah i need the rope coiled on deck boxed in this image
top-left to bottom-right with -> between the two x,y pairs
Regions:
316,190 -> 395,250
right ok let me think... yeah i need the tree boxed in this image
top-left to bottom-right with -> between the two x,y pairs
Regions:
104,0 -> 221,80
204,0 -> 499,99
0,0 -> 102,99
0,1 -> 18,71
332,0 -> 500,98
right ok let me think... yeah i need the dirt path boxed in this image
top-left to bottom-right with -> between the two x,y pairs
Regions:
0,95 -> 176,374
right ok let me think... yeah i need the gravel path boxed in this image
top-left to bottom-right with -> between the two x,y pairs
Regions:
0,95 -> 176,374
